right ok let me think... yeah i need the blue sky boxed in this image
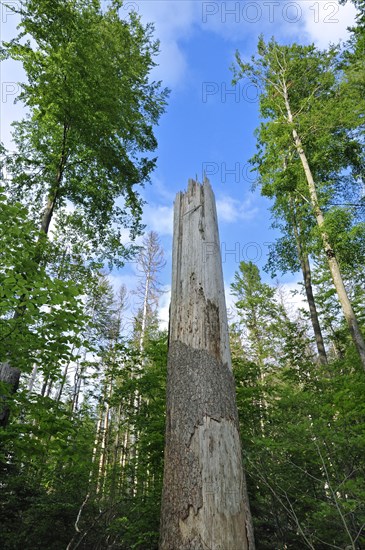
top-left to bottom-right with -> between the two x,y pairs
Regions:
0,0 -> 357,328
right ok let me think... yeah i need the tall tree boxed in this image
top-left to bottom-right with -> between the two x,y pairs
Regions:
125,231 -> 165,499
134,230 -> 166,352
160,180 -> 253,549
233,38 -> 365,370
0,189 -> 88,426
0,0 -> 168,424
231,262 -> 365,549
265,193 -> 328,365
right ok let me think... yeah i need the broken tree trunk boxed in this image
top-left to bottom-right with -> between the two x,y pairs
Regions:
159,179 -> 254,550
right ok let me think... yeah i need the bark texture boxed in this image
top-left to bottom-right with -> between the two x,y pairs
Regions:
291,203 -> 328,365
0,362 -> 21,427
283,87 -> 365,371
159,179 -> 253,550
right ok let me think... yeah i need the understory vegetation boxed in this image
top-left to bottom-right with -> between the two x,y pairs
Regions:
1,0 -> 364,548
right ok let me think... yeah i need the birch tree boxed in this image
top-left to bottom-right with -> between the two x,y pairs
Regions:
233,38 -> 365,370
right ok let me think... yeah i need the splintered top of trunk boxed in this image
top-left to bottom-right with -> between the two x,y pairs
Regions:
170,178 -> 231,369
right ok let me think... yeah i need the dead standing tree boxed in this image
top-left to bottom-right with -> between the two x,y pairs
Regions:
160,179 -> 254,550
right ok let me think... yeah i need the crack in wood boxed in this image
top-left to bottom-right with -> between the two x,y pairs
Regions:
183,204 -> 202,216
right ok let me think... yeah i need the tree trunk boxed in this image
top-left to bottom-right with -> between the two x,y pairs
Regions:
283,90 -> 365,371
159,179 -> 254,550
27,364 -> 39,393
290,201 -> 328,365
56,356 -> 72,403
0,363 -> 21,427
0,123 -> 69,427
300,252 -> 328,365
96,378 -> 112,496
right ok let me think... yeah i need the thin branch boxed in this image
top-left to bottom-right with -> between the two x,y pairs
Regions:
286,458 -> 324,484
354,521 -> 365,544
314,440 -> 356,549
247,458 -> 315,549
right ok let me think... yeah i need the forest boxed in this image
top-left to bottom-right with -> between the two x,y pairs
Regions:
0,0 -> 364,548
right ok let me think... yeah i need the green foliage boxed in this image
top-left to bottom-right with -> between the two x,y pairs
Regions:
0,395 -> 96,550
0,189 -> 88,383
231,263 -> 365,549
233,35 -> 364,280
1,2 -> 365,548
2,0 -> 168,265
1,1 -> 169,545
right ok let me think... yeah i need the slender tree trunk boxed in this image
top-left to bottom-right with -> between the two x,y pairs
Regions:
96,378 -> 112,496
139,271 -> 150,353
300,253 -> 328,365
128,269 -> 150,493
159,179 -> 254,550
72,360 -> 83,414
130,235 -> 162,496
0,123 -> 69,427
290,201 -> 328,365
283,90 -> 365,371
71,343 -> 90,416
41,375 -> 49,398
28,364 -> 38,393
110,402 -> 123,504
66,408 -> 104,550
56,359 -> 71,403
249,313 -> 268,436
46,378 -> 53,398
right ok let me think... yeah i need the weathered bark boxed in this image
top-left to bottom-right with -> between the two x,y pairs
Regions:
159,179 -> 253,550
0,362 -> 21,427
283,88 -> 365,371
291,201 -> 328,365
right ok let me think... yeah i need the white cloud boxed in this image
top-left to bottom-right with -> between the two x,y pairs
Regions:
298,0 -> 357,48
158,286 -> 171,331
151,39 -> 188,89
274,280 -> 308,317
142,203 -> 174,235
150,175 -> 176,203
197,0 -> 356,49
133,0 -> 198,88
136,0 -> 196,40
216,194 -> 258,223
